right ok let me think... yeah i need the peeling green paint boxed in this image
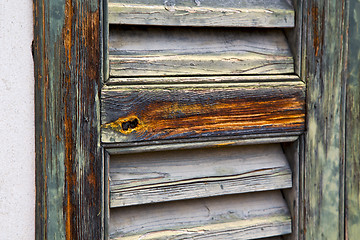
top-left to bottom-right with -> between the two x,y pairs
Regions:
34,0 -> 103,239
303,0 -> 348,239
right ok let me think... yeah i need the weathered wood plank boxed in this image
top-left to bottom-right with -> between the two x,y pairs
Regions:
104,0 -> 109,82
285,0 -> 303,75
302,0 -> 348,239
105,134 -> 300,154
109,191 -> 292,239
33,0 -> 103,239
108,0 -> 295,28
109,26 -> 294,76
104,150 -> 111,240
107,75 -> 301,85
345,0 -> 360,238
101,81 -> 305,144
282,140 -> 301,240
110,144 -> 292,207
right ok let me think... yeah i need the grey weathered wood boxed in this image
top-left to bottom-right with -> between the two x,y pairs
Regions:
285,0 -> 302,75
104,0 -> 109,82
104,150 -> 111,240
345,0 -> 360,238
302,0 -> 348,239
105,134 -> 300,154
282,140 -> 300,240
108,0 -> 295,28
109,27 -> 294,76
101,81 -> 305,144
109,191 -> 292,239
110,144 -> 292,207
107,75 -> 301,85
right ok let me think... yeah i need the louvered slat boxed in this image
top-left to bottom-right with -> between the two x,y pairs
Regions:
106,74 -> 300,85
109,26 -> 294,77
110,144 -> 292,207
101,81 -> 305,144
109,191 -> 292,239
108,0 -> 294,28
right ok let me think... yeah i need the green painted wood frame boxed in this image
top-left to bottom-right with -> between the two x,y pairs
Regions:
34,0 -> 360,239
301,0 -> 360,239
345,0 -> 360,238
34,0 -> 105,239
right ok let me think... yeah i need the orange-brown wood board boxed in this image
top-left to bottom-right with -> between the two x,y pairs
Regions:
101,81 -> 305,143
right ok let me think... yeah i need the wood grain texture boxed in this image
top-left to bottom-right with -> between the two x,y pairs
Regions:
282,140 -> 301,240
285,0 -> 303,75
105,134 -> 300,154
33,0 -> 103,239
104,0 -> 109,82
108,0 -> 295,27
101,81 -> 305,144
107,75 -> 301,85
345,0 -> 360,238
302,0 -> 348,239
109,191 -> 292,239
104,151 -> 110,240
110,144 -> 292,207
109,26 -> 294,77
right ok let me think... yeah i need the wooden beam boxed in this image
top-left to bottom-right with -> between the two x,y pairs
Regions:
345,0 -> 360,238
108,0 -> 295,28
110,144 -> 292,207
109,27 -> 294,77
101,81 -> 305,144
302,0 -> 348,239
33,0 -> 103,239
109,191 -> 292,239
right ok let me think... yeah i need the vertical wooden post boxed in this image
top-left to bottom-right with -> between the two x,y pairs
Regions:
34,0 -> 103,239
345,0 -> 360,238
302,0 -> 348,239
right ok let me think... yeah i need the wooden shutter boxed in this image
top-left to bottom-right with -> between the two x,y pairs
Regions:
102,0 -> 304,239
33,0 -> 360,239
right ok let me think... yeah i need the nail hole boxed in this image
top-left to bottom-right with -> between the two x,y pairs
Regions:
122,118 -> 139,131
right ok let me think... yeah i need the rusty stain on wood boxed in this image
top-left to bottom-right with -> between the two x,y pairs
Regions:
103,100 -> 303,137
311,5 -> 325,57
103,116 -> 141,134
311,6 -> 320,57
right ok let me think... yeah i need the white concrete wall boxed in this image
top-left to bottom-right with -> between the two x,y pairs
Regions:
0,0 -> 35,239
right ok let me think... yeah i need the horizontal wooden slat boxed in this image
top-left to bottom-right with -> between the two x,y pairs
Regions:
109,26 -> 294,77
109,191 -> 292,239
105,134 -> 300,154
106,75 -> 301,85
110,144 -> 292,207
101,81 -> 305,144
108,0 -> 294,28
